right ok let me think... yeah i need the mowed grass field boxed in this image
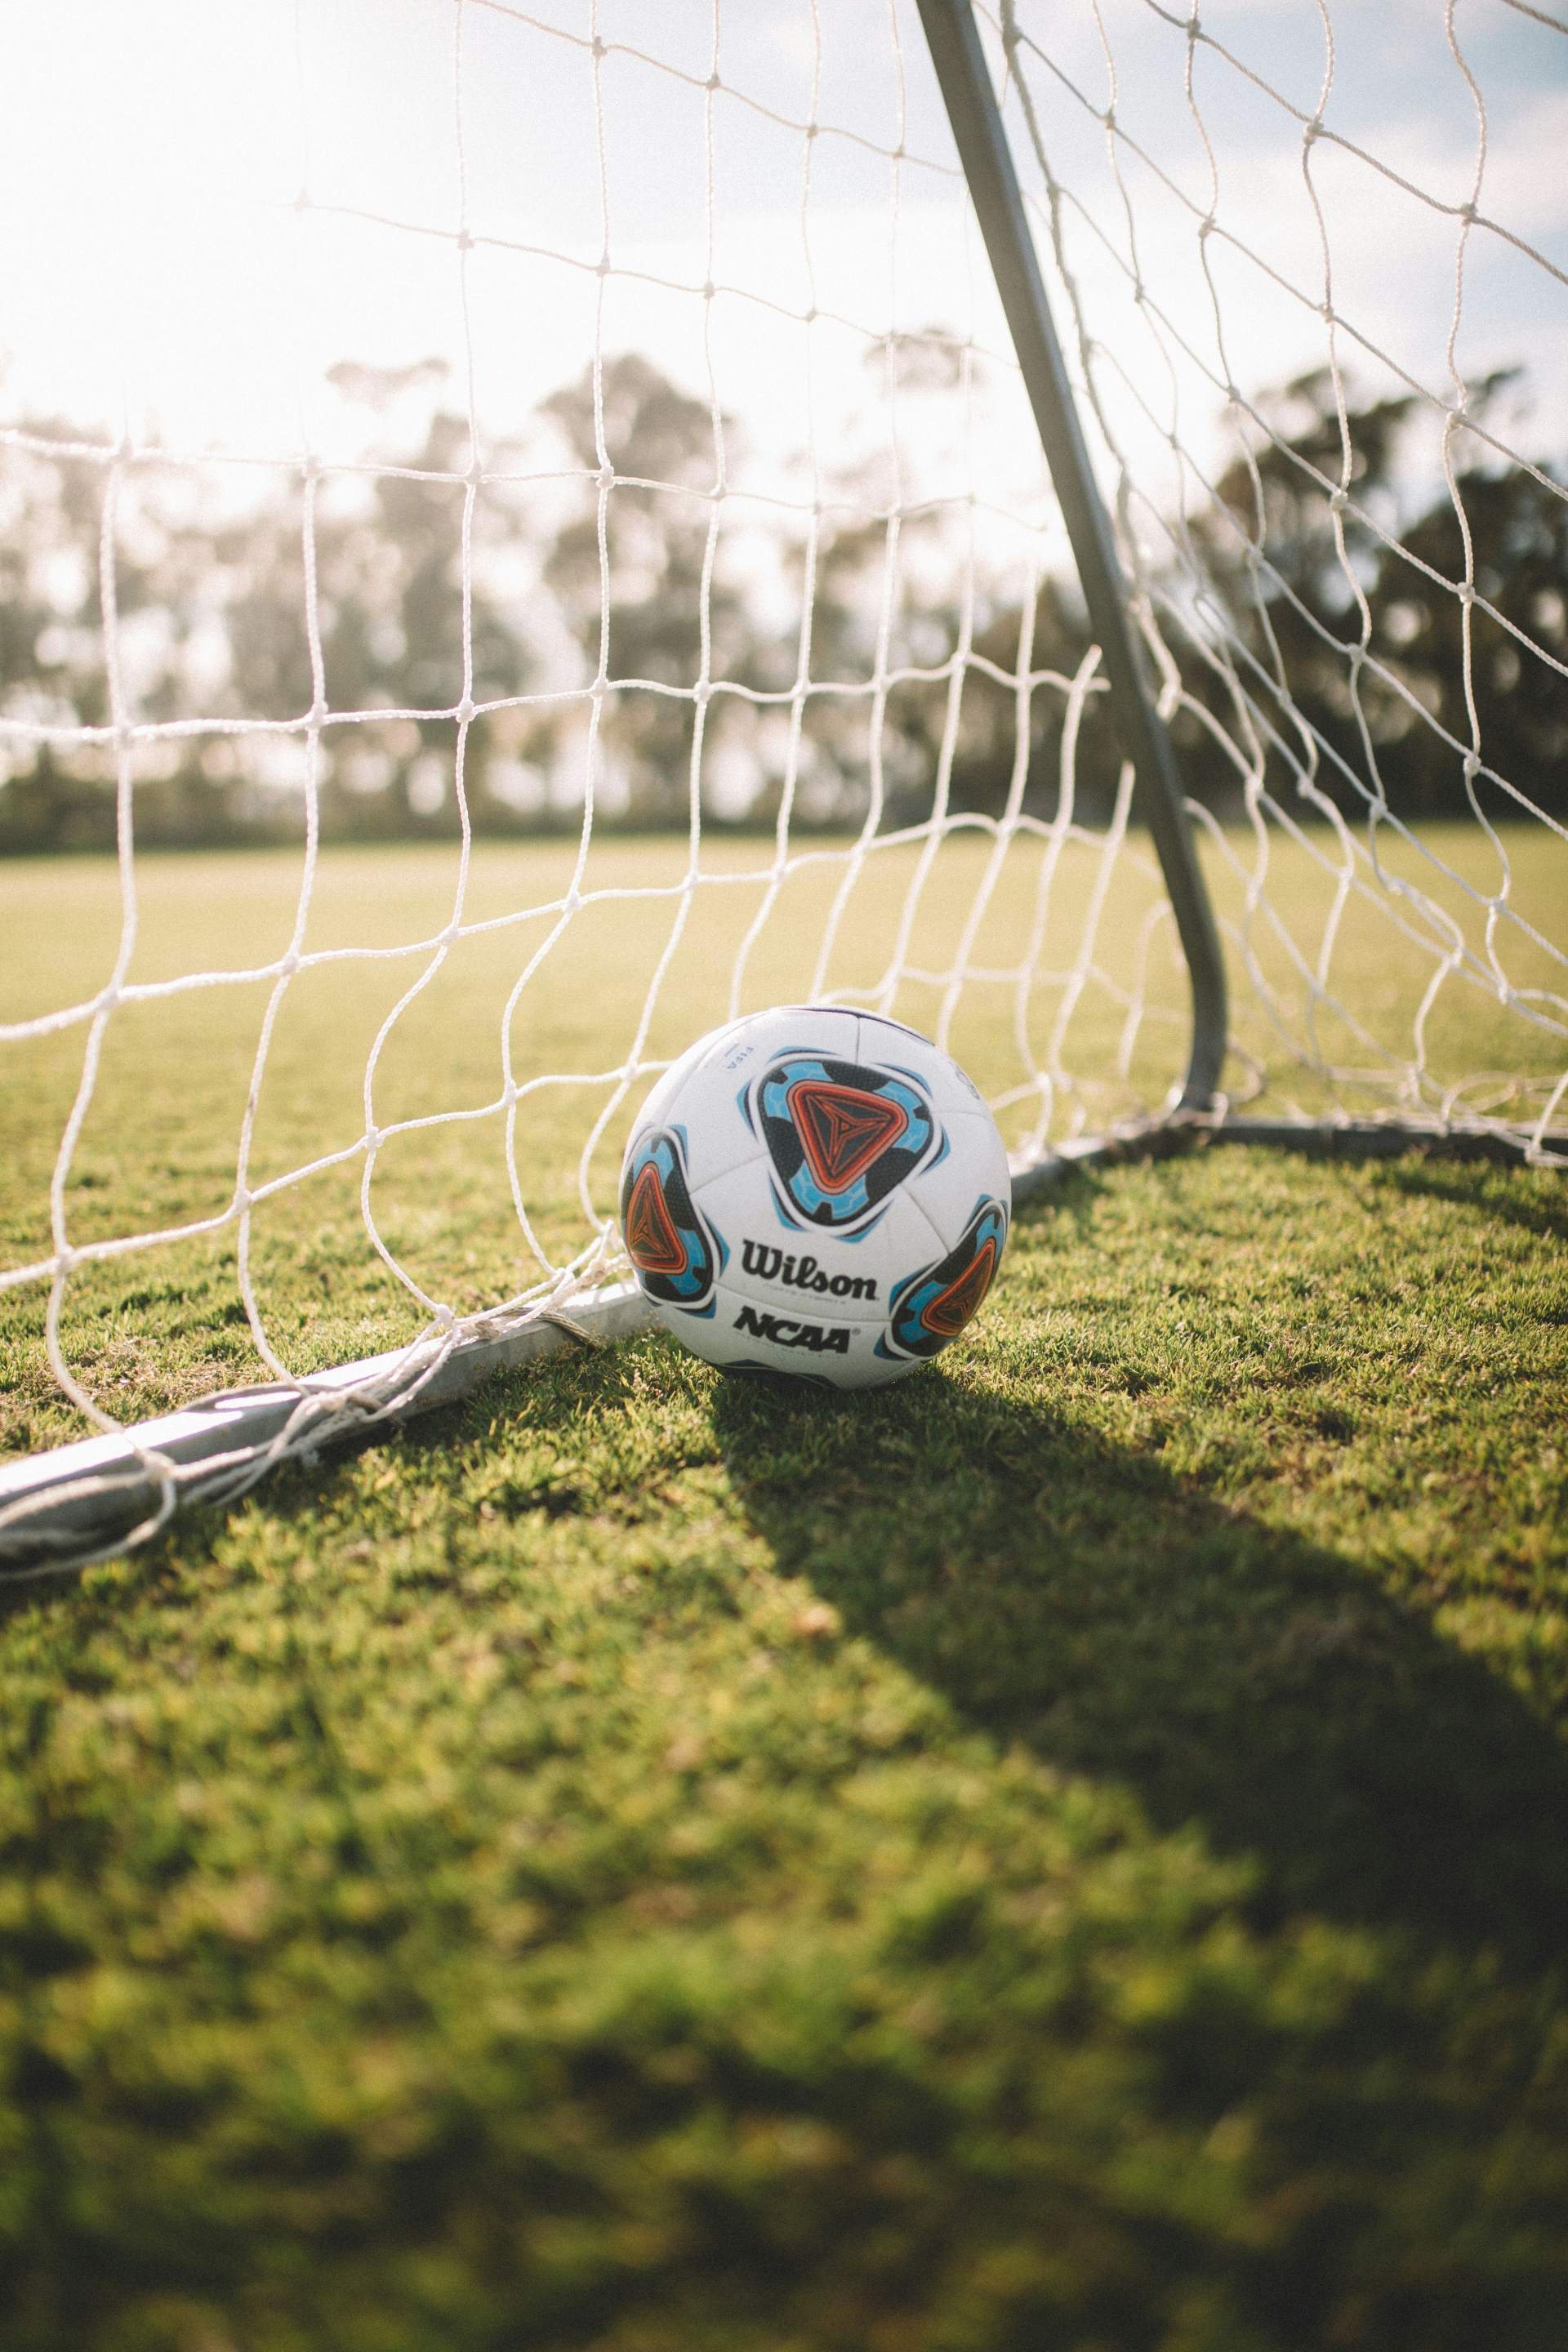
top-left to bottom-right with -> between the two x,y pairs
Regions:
2,831 -> 1567,2350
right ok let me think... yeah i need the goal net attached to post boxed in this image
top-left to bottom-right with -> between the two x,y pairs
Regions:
1,0 -> 1564,1572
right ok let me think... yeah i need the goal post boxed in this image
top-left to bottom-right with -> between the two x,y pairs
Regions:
917,0 -> 1228,1115
2,0 -> 1565,1575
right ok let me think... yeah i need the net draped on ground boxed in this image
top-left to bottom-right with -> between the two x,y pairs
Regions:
1,0 -> 1565,1561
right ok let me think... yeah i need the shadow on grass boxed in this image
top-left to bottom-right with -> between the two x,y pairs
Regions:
9,1301 -> 1565,1979
711,1364 -> 1568,1971
1378,1156 -> 1568,1246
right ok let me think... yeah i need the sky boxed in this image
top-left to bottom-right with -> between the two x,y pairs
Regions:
1,0 -> 1563,536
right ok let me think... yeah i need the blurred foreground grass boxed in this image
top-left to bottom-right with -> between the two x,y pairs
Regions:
0,832 -> 1566,2350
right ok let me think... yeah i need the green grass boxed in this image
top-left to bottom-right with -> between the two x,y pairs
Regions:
2,826 -> 1562,1456
2,837 -> 1567,2350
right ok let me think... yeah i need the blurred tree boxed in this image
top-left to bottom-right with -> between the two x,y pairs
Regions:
1383,443 -> 1568,818
800,500 -> 1120,832
1176,368 -> 1568,821
218,401 -> 537,837
1,355 -> 1561,852
537,353 -> 751,826
0,416 -> 116,850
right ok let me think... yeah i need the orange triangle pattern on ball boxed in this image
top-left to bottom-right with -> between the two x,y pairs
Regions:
920,1239 -> 998,1338
787,1081 -> 910,1193
624,1160 -> 688,1277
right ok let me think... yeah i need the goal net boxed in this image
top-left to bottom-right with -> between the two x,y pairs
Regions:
2,0 -> 1565,1567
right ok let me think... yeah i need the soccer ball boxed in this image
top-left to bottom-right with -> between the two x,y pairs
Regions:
618,1006 -> 1011,1389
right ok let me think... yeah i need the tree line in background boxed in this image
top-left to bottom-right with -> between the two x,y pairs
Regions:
1,350 -> 1564,854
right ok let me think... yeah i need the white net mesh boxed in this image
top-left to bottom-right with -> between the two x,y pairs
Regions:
1003,0 -> 1568,1146
1,0 -> 1565,1560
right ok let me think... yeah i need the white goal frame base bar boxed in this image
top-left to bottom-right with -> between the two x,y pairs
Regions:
0,1281 -> 653,1583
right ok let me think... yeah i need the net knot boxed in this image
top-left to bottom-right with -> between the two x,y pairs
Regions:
596,462 -> 615,491
1463,751 -> 1481,778
540,1303 -> 610,1348
456,694 -> 476,723
1329,486 -> 1349,513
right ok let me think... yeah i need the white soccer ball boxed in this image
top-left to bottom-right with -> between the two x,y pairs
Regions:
618,1006 -> 1011,1389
